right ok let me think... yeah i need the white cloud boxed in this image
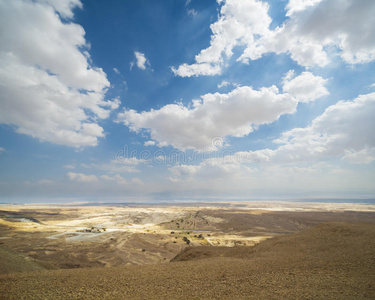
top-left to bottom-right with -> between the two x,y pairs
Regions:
118,71 -> 327,151
218,80 -> 239,89
38,0 -> 83,18
342,148 -> 375,165
187,9 -> 197,17
282,71 -> 329,103
273,92 -> 375,163
172,0 -> 271,77
67,172 -> 98,183
155,155 -> 166,162
101,174 -> 128,185
171,63 -> 222,77
168,156 -> 374,197
119,85 -> 296,151
70,173 -> 144,186
63,164 -> 75,169
173,0 -> 375,77
218,80 -> 230,88
0,147 -> 5,153
37,179 -> 55,185
285,0 -> 323,17
241,0 -> 375,67
144,140 -> 156,146
169,156 -> 250,182
131,177 -> 144,185
168,92 -> 375,194
235,92 -> 375,165
133,51 -> 150,70
0,0 -> 119,147
113,67 -> 120,74
85,157 -> 147,173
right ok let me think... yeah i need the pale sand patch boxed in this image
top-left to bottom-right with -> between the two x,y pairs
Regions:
206,235 -> 272,247
203,215 -> 225,223
1,202 -> 375,270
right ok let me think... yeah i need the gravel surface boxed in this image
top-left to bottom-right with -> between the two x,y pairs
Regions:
1,222 -> 375,299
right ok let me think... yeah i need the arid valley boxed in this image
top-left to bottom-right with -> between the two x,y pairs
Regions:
2,0 -> 375,299
1,201 -> 375,299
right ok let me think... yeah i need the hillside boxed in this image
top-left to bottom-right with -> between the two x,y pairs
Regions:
1,222 -> 374,299
0,245 -> 52,274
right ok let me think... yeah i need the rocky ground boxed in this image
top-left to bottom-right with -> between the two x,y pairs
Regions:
1,222 -> 374,299
0,202 -> 375,299
1,203 -> 374,271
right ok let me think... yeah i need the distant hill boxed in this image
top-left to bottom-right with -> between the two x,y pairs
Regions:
1,222 -> 374,299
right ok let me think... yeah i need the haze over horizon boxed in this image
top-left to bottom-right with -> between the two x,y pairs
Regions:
1,0 -> 375,203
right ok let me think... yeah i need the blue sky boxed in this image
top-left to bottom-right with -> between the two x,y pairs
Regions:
0,0 -> 375,203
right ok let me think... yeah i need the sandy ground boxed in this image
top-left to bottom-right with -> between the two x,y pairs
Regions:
1,222 -> 375,299
1,201 -> 375,272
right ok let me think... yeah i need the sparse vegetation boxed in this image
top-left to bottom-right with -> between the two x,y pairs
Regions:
2,204 -> 375,300
3,222 -> 375,299
77,227 -> 105,233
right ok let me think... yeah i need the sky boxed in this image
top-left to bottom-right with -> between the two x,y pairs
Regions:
0,0 -> 375,203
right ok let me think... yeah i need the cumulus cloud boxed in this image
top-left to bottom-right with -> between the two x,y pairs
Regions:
169,156 -> 250,182
240,0 -> 375,67
218,80 -> 230,89
172,0 -> 271,77
144,141 -> 156,146
0,0 -> 119,147
119,85 -> 296,151
169,93 -> 375,193
69,172 -> 143,186
118,71 -> 328,151
173,0 -> 375,77
222,91 -> 375,166
341,148 -> 375,165
101,174 -> 128,185
67,172 -> 98,183
38,0 -> 83,18
84,157 -> 147,173
285,0 -> 323,16
171,63 -> 222,77
271,92 -> 375,163
282,71 -> 329,103
133,51 -> 150,70
168,155 -> 359,196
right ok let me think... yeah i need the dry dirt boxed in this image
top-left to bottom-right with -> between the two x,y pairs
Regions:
0,202 -> 375,299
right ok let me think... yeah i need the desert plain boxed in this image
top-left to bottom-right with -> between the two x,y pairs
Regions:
1,201 -> 375,299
